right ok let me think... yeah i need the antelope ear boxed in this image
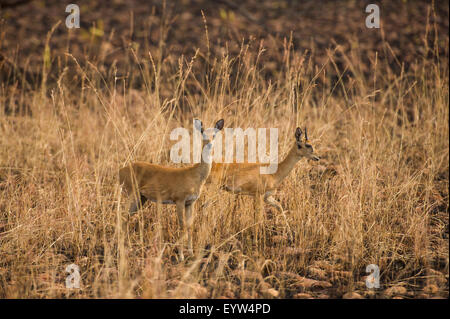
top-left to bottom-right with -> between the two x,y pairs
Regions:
295,127 -> 303,141
215,119 -> 224,131
194,119 -> 204,134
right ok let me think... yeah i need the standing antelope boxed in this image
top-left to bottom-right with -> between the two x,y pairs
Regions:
208,127 -> 319,239
119,119 -> 224,259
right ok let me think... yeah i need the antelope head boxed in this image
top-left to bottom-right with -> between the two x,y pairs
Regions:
194,119 -> 224,164
294,127 -> 320,161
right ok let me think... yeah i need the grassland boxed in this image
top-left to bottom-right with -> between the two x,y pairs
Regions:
0,0 -> 448,298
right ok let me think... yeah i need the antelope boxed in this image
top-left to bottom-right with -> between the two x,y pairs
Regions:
119,119 -> 225,260
208,127 -> 320,239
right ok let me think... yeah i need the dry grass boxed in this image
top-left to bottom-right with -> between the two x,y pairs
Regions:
0,2 -> 448,299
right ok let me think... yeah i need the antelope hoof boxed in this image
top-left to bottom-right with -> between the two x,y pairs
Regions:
178,250 -> 185,262
128,211 -> 137,218
287,232 -> 294,243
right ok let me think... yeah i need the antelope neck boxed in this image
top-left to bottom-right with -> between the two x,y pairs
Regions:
274,143 -> 302,184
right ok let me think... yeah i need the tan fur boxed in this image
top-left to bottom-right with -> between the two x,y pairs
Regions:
208,127 -> 319,239
119,119 -> 224,260
119,161 -> 211,205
